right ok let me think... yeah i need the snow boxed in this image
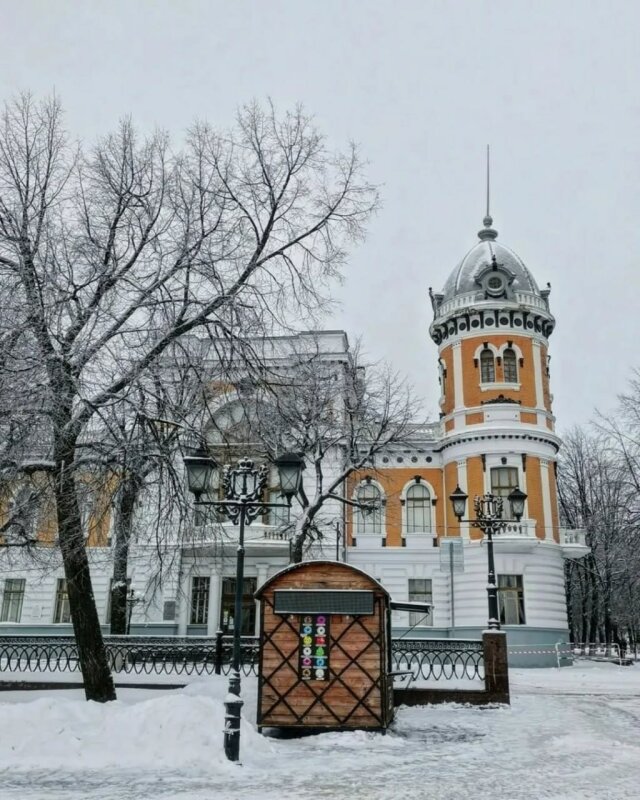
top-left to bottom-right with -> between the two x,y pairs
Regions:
0,661 -> 639,799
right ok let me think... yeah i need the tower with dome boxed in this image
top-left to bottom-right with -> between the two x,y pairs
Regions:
346,212 -> 589,665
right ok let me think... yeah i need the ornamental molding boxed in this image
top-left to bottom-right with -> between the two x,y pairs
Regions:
430,306 -> 555,347
439,430 -> 561,453
481,394 -> 521,405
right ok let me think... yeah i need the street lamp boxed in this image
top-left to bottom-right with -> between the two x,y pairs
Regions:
449,484 -> 527,630
183,448 -> 305,763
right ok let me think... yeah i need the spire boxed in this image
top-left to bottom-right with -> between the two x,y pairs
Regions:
486,143 -> 490,218
478,145 -> 498,241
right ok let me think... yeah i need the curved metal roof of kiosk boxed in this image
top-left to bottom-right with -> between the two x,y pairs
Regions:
254,560 -> 390,599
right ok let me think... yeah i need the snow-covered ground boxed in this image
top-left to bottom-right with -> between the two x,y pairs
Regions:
1,661 -> 639,800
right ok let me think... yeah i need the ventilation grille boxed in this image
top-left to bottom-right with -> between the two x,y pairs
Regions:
274,590 -> 374,615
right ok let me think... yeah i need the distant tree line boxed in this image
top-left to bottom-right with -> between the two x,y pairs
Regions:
559,373 -> 640,651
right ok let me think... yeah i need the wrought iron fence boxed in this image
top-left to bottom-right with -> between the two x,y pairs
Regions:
0,635 -> 484,682
391,638 -> 484,682
0,635 -> 260,677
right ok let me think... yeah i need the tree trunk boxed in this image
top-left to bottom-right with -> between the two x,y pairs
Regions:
110,476 -> 140,635
55,438 -> 116,702
290,533 -> 304,564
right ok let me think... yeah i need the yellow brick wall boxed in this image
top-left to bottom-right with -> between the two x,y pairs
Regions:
443,461 -> 461,538
440,345 -> 455,415
346,468 -> 445,546
525,456 -> 546,540
0,475 -> 113,547
465,456 -> 485,541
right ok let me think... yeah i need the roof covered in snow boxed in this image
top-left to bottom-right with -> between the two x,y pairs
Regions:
441,216 -> 540,303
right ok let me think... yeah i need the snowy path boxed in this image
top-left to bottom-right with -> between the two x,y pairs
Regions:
1,663 -> 639,800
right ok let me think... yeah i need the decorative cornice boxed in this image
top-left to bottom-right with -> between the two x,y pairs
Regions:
430,305 -> 555,347
438,429 -> 561,454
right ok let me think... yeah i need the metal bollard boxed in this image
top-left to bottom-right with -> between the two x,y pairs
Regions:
223,692 -> 244,763
214,629 -> 223,675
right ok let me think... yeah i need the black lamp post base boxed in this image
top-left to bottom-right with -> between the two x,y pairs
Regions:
224,692 -> 244,763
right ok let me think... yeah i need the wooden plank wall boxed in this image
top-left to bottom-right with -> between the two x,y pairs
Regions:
258,562 -> 391,730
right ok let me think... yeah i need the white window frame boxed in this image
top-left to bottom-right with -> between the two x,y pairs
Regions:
408,578 -> 433,627
353,479 -> 385,536
401,479 -> 436,534
0,578 -> 26,623
53,578 -> 71,624
190,576 -> 211,626
497,574 -> 526,625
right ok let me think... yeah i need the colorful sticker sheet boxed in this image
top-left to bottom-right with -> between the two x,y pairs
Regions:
299,614 -> 329,680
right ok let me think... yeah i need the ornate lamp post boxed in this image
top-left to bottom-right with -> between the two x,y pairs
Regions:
449,485 -> 527,630
183,448 -> 305,763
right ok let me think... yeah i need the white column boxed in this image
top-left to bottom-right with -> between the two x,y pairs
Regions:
207,572 -> 222,635
532,340 -> 545,414
255,563 -> 269,635
540,458 -> 553,541
177,570 -> 191,635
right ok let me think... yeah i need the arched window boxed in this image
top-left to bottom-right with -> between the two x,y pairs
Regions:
503,348 -> 518,383
480,349 -> 495,383
405,483 -> 431,533
355,482 -> 383,535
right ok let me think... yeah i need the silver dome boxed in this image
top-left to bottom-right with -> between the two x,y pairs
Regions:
429,218 -> 554,342
441,239 -> 540,302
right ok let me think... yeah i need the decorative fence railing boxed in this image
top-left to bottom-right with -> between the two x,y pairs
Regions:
391,638 -> 484,682
0,635 -> 260,677
0,635 -> 485,683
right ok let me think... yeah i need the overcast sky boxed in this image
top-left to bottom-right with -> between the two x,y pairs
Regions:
1,1 -> 638,429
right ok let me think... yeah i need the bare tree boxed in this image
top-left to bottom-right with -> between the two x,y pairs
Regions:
0,94 -> 377,700
212,339 -> 421,563
558,426 -> 640,647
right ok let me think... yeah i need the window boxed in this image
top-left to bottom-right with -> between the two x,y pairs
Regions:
220,577 -> 257,635
503,348 -> 518,383
480,349 -> 495,383
408,579 -> 433,626
355,483 -> 383,535
190,576 -> 210,625
490,466 -> 520,520
405,483 -> 431,533
266,488 -> 290,526
498,575 -> 526,625
53,579 -> 71,623
1,578 -> 25,622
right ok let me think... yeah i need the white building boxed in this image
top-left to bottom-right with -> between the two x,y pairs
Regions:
0,217 -> 588,664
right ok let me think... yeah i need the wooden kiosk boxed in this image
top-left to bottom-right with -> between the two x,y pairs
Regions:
255,561 -> 394,732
